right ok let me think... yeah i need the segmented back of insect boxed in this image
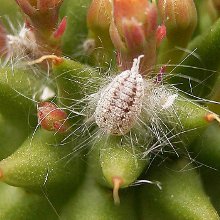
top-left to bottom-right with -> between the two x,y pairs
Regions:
94,56 -> 145,135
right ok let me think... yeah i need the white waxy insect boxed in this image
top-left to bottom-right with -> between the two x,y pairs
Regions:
94,55 -> 145,135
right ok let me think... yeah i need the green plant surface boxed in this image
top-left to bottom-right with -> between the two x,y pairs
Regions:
0,129 -> 85,193
0,182 -> 58,220
140,159 -> 219,220
61,172 -> 138,220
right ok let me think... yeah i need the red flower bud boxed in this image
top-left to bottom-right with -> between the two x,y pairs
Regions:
37,102 -> 69,133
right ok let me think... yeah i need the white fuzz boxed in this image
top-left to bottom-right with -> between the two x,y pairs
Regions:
143,83 -> 177,115
83,38 -> 96,55
6,25 -> 39,60
39,86 -> 56,101
162,94 -> 178,109
94,55 -> 145,135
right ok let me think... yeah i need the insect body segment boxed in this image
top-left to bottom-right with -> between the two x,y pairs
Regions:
95,56 -> 144,135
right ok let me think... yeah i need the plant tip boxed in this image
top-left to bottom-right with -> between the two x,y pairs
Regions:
53,16 -> 67,39
112,176 -> 123,205
205,113 -> 220,124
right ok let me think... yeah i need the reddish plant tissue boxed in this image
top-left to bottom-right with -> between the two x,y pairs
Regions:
37,102 -> 69,133
53,16 -> 67,39
156,24 -> 166,46
109,0 -> 164,74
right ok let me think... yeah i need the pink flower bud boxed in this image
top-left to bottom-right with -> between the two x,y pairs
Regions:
37,102 -> 69,133
53,16 -> 67,39
156,24 -> 166,47
110,0 -> 159,74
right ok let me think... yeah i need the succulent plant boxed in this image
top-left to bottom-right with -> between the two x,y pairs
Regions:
0,0 -> 220,219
